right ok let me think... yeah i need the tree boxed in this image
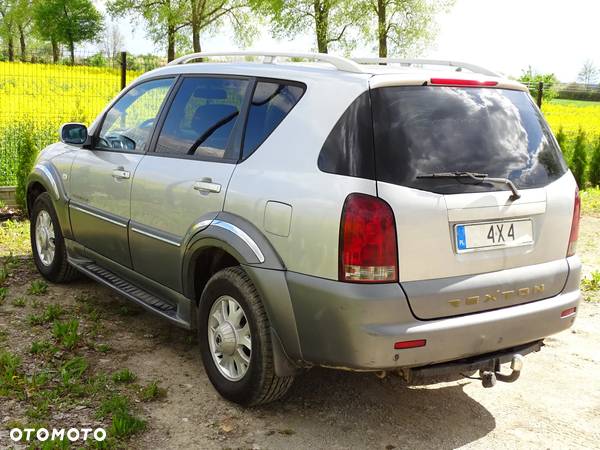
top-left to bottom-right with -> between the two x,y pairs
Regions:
589,137 -> 600,188
571,129 -> 587,188
108,0 -> 188,62
109,0 -> 256,61
256,0 -> 357,54
518,66 -> 558,102
189,0 -> 254,53
578,60 -> 599,86
33,0 -> 103,64
355,0 -> 455,57
0,0 -> 16,60
100,22 -> 124,61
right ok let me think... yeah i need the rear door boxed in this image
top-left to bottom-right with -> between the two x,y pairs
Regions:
129,76 -> 250,291
370,83 -> 576,318
69,78 -> 175,267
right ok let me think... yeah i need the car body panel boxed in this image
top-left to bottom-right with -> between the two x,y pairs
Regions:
69,150 -> 144,267
129,155 -> 236,290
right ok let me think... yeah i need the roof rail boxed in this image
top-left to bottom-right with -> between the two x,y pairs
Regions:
352,58 -> 499,77
168,51 -> 364,74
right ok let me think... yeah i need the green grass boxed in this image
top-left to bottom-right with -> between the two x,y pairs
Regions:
52,319 -> 80,349
28,304 -> 64,326
0,220 -> 30,257
96,343 -> 111,353
0,350 -> 22,395
582,271 -> 600,292
59,356 -> 88,384
12,297 -> 26,307
28,279 -> 48,295
112,368 -> 137,384
111,410 -> 146,438
581,187 -> 600,216
139,380 -> 167,402
550,99 -> 600,107
0,286 -> 7,303
29,340 -> 58,356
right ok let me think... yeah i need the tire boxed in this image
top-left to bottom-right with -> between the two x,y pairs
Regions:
30,192 -> 78,283
198,266 -> 294,406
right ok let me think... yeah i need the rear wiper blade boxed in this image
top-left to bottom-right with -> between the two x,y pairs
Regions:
416,171 -> 521,201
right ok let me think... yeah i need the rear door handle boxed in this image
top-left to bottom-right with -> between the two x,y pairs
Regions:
193,179 -> 221,194
112,168 -> 130,180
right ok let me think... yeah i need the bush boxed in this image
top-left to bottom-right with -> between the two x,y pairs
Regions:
571,129 -> 588,187
0,122 -> 56,207
557,86 -> 600,102
85,53 -> 108,67
555,126 -> 567,154
589,138 -> 600,187
518,68 -> 558,102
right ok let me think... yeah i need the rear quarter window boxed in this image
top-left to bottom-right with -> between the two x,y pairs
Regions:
371,86 -> 567,194
241,81 -> 305,160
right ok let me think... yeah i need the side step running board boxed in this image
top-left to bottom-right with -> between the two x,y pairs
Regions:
70,259 -> 189,328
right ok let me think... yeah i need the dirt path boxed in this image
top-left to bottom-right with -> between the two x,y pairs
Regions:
1,216 -> 599,449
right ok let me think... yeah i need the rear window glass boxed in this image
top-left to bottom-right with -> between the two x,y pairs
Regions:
371,86 -> 567,194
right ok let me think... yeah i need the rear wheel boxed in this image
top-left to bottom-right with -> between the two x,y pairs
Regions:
30,193 -> 78,283
198,267 -> 294,405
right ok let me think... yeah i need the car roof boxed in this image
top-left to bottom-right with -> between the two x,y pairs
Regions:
136,53 -> 527,92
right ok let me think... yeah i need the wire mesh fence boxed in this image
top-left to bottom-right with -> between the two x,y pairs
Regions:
521,81 -> 600,106
0,51 -> 164,186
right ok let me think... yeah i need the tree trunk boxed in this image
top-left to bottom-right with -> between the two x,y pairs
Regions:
377,0 -> 387,58
51,39 -> 59,63
314,0 -> 329,53
191,0 -> 201,52
18,25 -> 26,61
7,35 -> 14,62
167,25 -> 175,62
69,41 -> 75,65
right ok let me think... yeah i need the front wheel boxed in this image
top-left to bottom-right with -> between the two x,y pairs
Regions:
30,192 -> 78,283
198,267 -> 294,406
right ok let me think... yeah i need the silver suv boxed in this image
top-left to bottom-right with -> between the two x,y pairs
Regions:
27,52 -> 582,405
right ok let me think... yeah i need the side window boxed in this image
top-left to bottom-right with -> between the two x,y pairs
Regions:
242,81 -> 305,159
96,78 -> 174,152
155,77 -> 249,160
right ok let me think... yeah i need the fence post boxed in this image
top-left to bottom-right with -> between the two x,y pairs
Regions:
120,51 -> 127,91
536,81 -> 544,108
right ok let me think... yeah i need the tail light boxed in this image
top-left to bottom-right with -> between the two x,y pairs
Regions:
430,78 -> 498,87
567,188 -> 581,257
339,193 -> 398,283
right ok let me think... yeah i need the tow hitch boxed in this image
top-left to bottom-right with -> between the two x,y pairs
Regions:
480,354 -> 524,388
398,341 -> 542,386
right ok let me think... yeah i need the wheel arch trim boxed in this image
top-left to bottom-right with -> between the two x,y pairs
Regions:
28,163 -> 63,202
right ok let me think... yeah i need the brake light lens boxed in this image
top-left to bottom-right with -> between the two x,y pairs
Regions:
560,307 -> 577,318
567,188 -> 581,257
339,193 -> 398,283
430,78 -> 498,87
394,339 -> 427,349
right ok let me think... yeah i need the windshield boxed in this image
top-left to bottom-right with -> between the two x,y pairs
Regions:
371,86 -> 567,194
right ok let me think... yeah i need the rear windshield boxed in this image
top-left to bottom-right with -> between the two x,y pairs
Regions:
371,86 -> 567,194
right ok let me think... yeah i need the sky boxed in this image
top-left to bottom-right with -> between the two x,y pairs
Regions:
104,0 -> 600,82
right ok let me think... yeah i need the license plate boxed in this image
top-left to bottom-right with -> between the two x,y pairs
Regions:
455,219 -> 533,252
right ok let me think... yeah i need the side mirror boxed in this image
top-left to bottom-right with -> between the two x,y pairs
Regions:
59,123 -> 89,146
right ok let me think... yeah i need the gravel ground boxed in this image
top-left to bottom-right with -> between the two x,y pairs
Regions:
1,216 -> 599,449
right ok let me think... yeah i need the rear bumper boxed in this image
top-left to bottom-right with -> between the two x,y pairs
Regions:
286,256 -> 581,370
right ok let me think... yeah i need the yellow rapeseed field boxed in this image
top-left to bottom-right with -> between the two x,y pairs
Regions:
542,100 -> 600,139
0,60 -> 599,186
0,61 -> 144,126
0,60 -> 598,136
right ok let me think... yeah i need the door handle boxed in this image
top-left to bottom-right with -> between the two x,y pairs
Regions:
112,168 -> 130,180
193,179 -> 221,194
